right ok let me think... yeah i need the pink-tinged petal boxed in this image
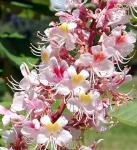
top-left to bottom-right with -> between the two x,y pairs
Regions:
2,116 -> 10,126
92,45 -> 102,53
50,57 -> 58,67
79,70 -> 89,79
21,126 -> 38,137
126,32 -> 136,44
57,85 -> 70,96
56,130 -> 72,146
24,99 -> 36,110
65,36 -> 76,51
92,90 -> 100,100
20,63 -> 30,77
40,115 -> 51,125
67,98 -> 79,113
68,23 -> 77,30
29,70 -> 39,86
11,92 -> 25,112
39,71 -> 49,86
93,60 -> 114,78
37,133 -> 48,144
80,81 -> 90,92
75,53 -> 93,67
0,105 -> 8,115
32,119 -> 40,130
74,86 -> 87,96
19,78 -> 30,90
57,116 -> 68,127
67,66 -> 77,76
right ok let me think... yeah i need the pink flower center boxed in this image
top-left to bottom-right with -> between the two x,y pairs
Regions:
116,35 -> 126,44
94,51 -> 106,63
53,65 -> 65,79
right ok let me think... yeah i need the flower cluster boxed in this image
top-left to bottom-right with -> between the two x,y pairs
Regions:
0,0 -> 136,149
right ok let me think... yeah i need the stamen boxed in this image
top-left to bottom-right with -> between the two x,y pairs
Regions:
30,43 -> 41,56
130,6 -> 137,19
6,77 -> 23,91
37,31 -> 48,41
7,77 -> 20,87
114,56 -> 124,72
116,53 -> 130,64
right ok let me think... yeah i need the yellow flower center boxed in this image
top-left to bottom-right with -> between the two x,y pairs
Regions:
80,93 -> 92,105
41,52 -> 49,62
46,122 -> 61,133
60,23 -> 70,33
71,74 -> 84,85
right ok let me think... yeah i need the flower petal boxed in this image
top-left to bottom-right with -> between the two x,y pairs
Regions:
11,92 -> 25,112
20,63 -> 30,77
37,133 -> 48,144
40,115 -> 51,125
79,70 -> 89,79
56,130 -> 72,146
67,66 -> 76,77
2,116 -> 10,126
93,60 -> 114,77
57,116 -> 68,127
67,98 -> 79,113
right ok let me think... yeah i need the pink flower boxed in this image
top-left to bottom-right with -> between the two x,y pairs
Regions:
100,26 -> 136,59
56,9 -> 80,23
56,65 -> 90,96
44,22 -> 77,51
0,105 -> 24,126
39,57 -> 68,85
22,116 -> 72,149
67,89 -> 101,119
19,63 -> 39,90
75,49 -> 115,78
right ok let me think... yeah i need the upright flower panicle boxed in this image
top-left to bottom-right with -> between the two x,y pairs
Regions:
0,0 -> 136,150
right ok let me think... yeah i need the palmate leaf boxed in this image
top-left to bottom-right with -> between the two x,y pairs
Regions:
110,100 -> 137,127
0,33 -> 38,68
0,0 -> 54,16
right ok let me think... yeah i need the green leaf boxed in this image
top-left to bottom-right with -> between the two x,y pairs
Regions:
0,33 -> 38,68
110,100 -> 137,127
0,0 -> 54,16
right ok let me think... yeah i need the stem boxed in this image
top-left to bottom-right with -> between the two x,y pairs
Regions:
88,0 -> 106,49
88,21 -> 97,48
51,100 -> 66,123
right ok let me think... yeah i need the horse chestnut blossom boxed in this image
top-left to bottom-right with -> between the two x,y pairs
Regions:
0,0 -> 136,149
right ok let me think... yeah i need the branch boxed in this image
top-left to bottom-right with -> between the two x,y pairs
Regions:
88,0 -> 106,49
51,100 -> 66,123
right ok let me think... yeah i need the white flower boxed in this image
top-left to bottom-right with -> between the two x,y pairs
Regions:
67,89 -> 101,119
20,63 -> 39,90
39,57 -> 68,86
11,92 -> 26,112
37,115 -> 72,149
100,26 -> 136,58
57,65 -> 90,96
45,23 -> 77,51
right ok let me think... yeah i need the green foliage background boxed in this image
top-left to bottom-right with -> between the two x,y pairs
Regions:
0,0 -> 137,149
